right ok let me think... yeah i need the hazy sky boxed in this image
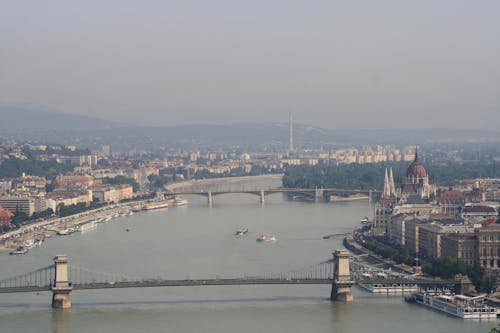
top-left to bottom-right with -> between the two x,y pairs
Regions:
1,1 -> 499,129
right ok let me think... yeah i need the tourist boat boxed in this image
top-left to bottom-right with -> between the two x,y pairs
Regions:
142,201 -> 169,210
256,234 -> 277,242
9,246 -> 28,255
172,196 -> 189,206
22,239 -> 36,249
358,281 -> 418,294
405,291 -> 498,319
57,228 -> 75,236
77,221 -> 97,232
235,228 -> 249,236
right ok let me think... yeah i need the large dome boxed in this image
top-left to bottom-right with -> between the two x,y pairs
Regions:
406,151 -> 427,179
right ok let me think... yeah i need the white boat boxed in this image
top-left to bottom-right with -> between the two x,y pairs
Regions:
235,228 -> 249,236
358,282 -> 418,294
22,239 -> 36,249
360,217 -> 370,224
172,196 -> 188,206
406,291 -> 498,319
256,234 -> 277,242
57,228 -> 75,236
142,201 -> 169,210
9,246 -> 28,255
77,221 -> 97,232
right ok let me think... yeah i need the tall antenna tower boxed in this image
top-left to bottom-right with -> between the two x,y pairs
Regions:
289,112 -> 294,152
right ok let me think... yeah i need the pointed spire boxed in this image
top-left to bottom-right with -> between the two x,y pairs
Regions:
389,167 -> 396,196
383,168 -> 390,198
414,147 -> 419,162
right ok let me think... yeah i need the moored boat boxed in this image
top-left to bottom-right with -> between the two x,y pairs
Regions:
172,196 -> 189,206
34,238 -> 44,247
22,239 -> 36,249
358,281 -> 418,294
142,201 -> 169,210
9,246 -> 28,255
77,221 -> 97,232
57,227 -> 75,236
405,291 -> 498,319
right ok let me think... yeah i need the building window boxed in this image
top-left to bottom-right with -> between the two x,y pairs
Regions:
491,260 -> 495,268
483,248 -> 487,256
491,248 -> 495,256
483,260 -> 488,267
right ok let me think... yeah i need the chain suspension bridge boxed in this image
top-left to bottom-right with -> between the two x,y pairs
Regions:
0,251 -> 452,308
0,251 -> 356,308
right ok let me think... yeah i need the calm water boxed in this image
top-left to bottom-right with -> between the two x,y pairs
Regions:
0,179 -> 495,332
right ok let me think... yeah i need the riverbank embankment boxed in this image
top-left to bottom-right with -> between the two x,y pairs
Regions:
343,234 -> 415,274
0,174 -> 284,252
0,200 -> 151,252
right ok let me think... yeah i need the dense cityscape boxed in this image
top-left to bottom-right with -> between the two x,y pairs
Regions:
2,1 -> 500,332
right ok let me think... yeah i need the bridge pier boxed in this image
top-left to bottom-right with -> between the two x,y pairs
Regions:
330,250 -> 354,302
260,190 -> 265,205
207,191 -> 213,206
51,255 -> 72,309
315,188 -> 324,202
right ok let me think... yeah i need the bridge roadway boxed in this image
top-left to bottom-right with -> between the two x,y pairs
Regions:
167,187 -> 379,204
168,188 -> 377,196
0,277 -> 452,294
0,278 -> 331,294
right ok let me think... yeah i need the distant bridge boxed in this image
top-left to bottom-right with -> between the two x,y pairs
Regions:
166,188 -> 380,205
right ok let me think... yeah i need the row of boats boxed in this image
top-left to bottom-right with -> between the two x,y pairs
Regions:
235,228 -> 277,242
9,197 -> 190,255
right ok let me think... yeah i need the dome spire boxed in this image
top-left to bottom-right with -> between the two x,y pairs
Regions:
414,147 -> 419,162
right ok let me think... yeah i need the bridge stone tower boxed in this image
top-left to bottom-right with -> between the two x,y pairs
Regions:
52,255 -> 72,309
330,249 -> 354,302
207,191 -> 213,206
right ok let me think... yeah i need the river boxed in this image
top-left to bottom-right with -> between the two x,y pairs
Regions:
0,177 -> 494,332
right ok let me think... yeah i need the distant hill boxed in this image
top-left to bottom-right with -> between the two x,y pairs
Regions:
1,107 -> 499,150
0,107 -> 118,132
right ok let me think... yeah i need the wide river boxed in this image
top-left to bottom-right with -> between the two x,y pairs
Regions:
0,178 -> 495,332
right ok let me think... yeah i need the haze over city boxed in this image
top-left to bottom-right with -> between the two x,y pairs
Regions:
1,1 -> 499,130
3,2 -> 500,332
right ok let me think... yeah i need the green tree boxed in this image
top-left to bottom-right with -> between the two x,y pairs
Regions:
102,176 -> 139,192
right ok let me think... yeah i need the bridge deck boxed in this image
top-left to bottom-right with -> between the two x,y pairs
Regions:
0,278 -> 333,293
0,277 -> 452,294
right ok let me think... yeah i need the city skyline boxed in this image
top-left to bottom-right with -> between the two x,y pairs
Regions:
1,1 -> 499,130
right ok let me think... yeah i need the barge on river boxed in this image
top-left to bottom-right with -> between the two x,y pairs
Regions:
405,291 -> 498,319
